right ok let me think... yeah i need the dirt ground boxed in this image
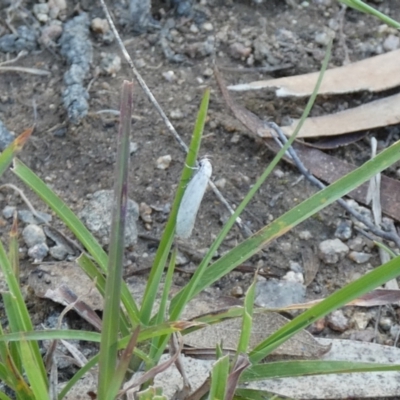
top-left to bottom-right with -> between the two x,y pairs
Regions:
1,0 -> 400,394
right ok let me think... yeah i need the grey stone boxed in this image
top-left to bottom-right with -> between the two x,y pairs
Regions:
319,238 -> 349,264
334,220 -> 352,240
28,242 -> 49,263
327,310 -> 349,332
0,120 -> 14,151
348,251 -> 372,264
22,224 -> 46,247
79,190 -> 139,247
255,279 -> 306,308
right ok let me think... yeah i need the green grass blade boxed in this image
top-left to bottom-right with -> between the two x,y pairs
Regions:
9,215 -> 19,284
234,388 -> 289,400
242,359 -> 400,381
236,279 -> 256,356
139,88 -> 210,325
208,355 -> 229,400
19,336 -> 49,400
98,80 -> 134,399
147,247 -> 178,362
249,253 -> 400,363
173,138 -> 400,307
0,241 -> 46,384
339,0 -> 400,28
0,321 -> 195,344
0,127 -> 32,177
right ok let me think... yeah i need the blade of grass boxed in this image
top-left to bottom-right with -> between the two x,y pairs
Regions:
169,41 -> 333,319
106,328 -> 140,399
147,247 -> 178,363
139,88 -> 210,324
19,336 -> 49,400
249,252 -> 400,363
0,241 -> 46,384
9,213 -> 19,284
242,359 -> 400,381
98,80 -> 134,399
236,279 -> 256,356
209,355 -> 230,400
339,0 -> 400,28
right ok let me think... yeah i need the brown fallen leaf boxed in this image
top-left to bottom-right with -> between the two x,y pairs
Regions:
183,312 -> 331,359
29,262 -> 103,311
281,93 -> 400,138
228,49 -> 400,96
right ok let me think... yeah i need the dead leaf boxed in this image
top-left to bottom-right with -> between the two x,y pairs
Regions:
281,93 -> 400,138
302,246 -> 319,287
184,312 -> 330,359
29,262 -> 103,310
228,49 -> 400,96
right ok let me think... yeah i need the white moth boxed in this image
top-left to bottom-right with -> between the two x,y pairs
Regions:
176,159 -> 212,239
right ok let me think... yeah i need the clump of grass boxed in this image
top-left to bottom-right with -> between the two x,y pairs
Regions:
0,2 -> 400,399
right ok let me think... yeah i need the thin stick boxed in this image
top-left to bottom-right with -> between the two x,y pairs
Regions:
99,0 -> 251,236
268,122 -> 400,249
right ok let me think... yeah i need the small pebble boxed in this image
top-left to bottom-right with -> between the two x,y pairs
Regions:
383,34 -> 399,51
156,155 -> 172,170
189,24 -> 199,34
348,251 -> 372,264
91,18 -> 110,35
22,224 -> 46,247
334,220 -> 352,240
49,244 -> 68,260
229,42 -> 252,59
327,310 -> 349,332
139,202 -> 152,223
347,236 -> 364,251
273,168 -> 285,178
230,133 -> 240,144
170,109 -> 184,120
379,317 -> 393,332
308,318 -> 326,334
203,67 -> 213,77
282,270 -> 304,284
2,205 -> 16,219
351,312 -> 371,330
202,22 -> 213,31
215,178 -> 226,189
28,242 -> 49,263
255,279 -> 305,308
298,230 -> 313,240
231,285 -> 244,297
319,239 -> 349,264
100,53 -> 121,75
162,70 -> 176,82
130,142 -> 138,154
